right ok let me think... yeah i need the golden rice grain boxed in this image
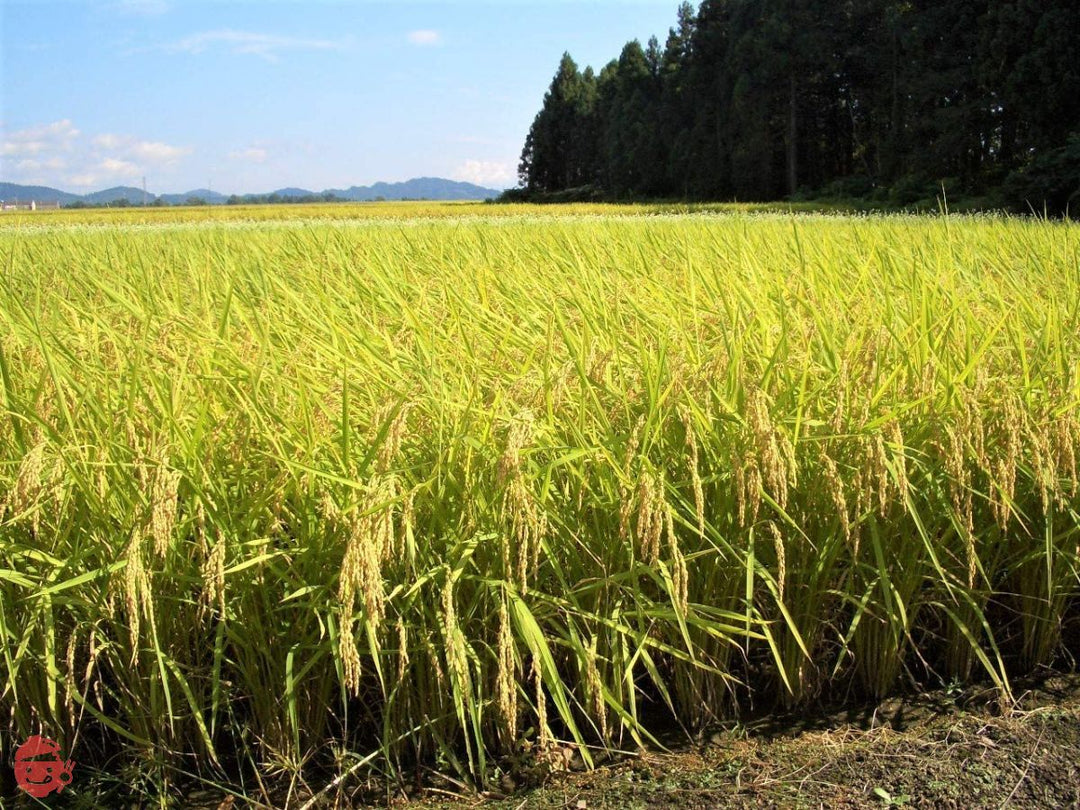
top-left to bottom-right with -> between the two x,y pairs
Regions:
496,598 -> 517,741
886,420 -> 908,503
585,635 -> 607,741
533,655 -> 550,750
147,460 -> 181,560
396,618 -> 410,683
442,575 -> 469,694
200,530 -> 227,617
636,471 -> 664,566
770,521 -> 787,603
121,530 -> 151,658
680,405 -> 706,537
6,441 -> 50,532
821,450 -> 851,545
339,617 -> 363,696
498,412 -> 547,590
667,507 -> 689,616
748,388 -> 790,510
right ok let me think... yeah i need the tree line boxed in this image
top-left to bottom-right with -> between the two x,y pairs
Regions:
514,0 -> 1080,212
225,192 -> 347,205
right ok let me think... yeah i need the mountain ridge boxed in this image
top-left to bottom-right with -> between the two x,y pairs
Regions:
0,177 -> 503,206
83,186 -> 155,205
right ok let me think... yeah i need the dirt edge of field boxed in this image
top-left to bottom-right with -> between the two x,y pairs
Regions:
402,672 -> 1080,810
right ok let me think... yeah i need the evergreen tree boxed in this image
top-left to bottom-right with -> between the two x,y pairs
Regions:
595,41 -> 665,196
682,0 -> 735,198
518,53 -> 597,192
660,2 -> 699,195
515,0 -> 1080,213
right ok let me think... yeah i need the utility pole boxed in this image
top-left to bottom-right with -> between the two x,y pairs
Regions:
142,176 -> 148,206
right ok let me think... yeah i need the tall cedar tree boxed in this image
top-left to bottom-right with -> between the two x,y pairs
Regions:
517,0 -> 1080,212
519,53 -> 598,191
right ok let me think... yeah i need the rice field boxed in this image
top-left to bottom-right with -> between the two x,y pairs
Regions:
1,203 -> 1079,799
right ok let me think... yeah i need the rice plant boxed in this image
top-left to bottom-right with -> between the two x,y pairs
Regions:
1,206 -> 1078,797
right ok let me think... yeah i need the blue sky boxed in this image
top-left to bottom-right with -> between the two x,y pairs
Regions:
1,0 -> 680,194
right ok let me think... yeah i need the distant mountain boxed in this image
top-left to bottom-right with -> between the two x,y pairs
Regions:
271,187 -> 316,198
157,189 -> 229,205
0,177 -> 503,207
83,186 -> 151,205
0,182 -> 81,205
327,177 -> 501,201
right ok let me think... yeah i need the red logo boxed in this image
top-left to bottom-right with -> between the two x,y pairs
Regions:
13,735 -> 75,798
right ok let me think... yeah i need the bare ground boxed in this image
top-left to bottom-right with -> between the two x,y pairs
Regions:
407,674 -> 1080,810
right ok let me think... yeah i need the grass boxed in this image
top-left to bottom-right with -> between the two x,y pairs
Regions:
1,203 -> 1078,803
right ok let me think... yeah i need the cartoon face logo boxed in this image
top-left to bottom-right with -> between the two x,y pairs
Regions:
14,735 -> 76,798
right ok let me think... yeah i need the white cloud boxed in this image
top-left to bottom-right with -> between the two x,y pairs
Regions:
2,119 -> 80,157
91,134 -> 190,163
229,147 -> 268,163
100,158 -> 140,176
93,133 -> 122,149
452,159 -> 516,188
1,119 -> 191,191
130,141 -> 191,162
1,142 -> 41,157
15,120 -> 80,141
166,29 -> 344,61
15,157 -> 66,172
67,173 -> 98,188
64,158 -> 142,189
407,30 -> 441,46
